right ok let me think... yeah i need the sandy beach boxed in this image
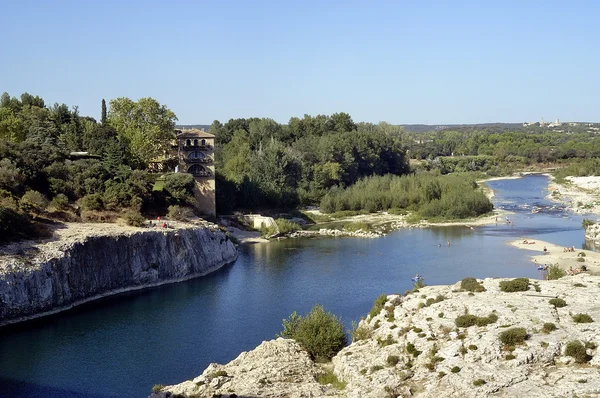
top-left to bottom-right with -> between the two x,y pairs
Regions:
509,238 -> 600,276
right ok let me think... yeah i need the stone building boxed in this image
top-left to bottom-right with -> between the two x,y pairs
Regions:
176,129 -> 216,216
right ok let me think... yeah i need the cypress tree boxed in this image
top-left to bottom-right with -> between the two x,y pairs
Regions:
101,99 -> 107,124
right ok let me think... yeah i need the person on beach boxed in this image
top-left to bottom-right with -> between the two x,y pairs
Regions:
543,246 -> 548,255
447,241 -> 450,247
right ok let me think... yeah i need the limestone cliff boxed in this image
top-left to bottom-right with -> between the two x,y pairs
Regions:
155,274 -> 600,398
0,222 -> 237,326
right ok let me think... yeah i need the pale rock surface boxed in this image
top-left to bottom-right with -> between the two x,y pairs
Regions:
160,338 -> 342,398
157,274 -> 600,397
0,221 -> 237,326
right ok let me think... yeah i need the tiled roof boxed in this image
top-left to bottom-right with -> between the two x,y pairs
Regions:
176,129 -> 215,138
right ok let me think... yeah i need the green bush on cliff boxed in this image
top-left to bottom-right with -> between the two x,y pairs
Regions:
278,304 -> 347,361
499,278 -> 529,292
460,277 -> 486,292
565,340 -> 588,363
369,294 -> 388,319
124,211 -> 146,227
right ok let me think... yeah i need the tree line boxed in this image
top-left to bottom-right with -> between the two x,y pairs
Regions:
0,92 -> 190,242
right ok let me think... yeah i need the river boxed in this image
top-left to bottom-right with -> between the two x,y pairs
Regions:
0,174 -> 591,398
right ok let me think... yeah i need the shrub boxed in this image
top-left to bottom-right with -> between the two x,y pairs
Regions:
455,313 -> 498,328
461,277 -> 485,292
572,313 -> 593,323
582,218 -> 595,229
124,211 -> 146,227
426,295 -> 446,307
19,190 -> 48,215
377,334 -> 396,347
80,193 -> 103,211
50,193 -> 69,210
498,328 -> 528,346
0,206 -> 38,243
542,323 -> 557,333
152,384 -> 165,393
317,369 -> 346,390
549,298 -> 567,308
574,282 -> 586,287
505,354 -> 516,360
468,345 -> 478,351
275,218 -> 301,234
344,221 -> 372,232
438,371 -> 446,378
565,340 -> 588,363
406,342 -> 421,357
450,366 -> 461,373
546,265 -> 566,280
473,379 -> 486,386
351,321 -> 372,342
499,278 -> 529,292
278,304 -> 347,361
167,205 -> 195,221
369,294 -> 387,319
370,365 -> 384,372
577,258 -> 585,263
163,172 -> 195,204
386,355 -> 400,366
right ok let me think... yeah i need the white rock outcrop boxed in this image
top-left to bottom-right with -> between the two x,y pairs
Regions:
0,222 -> 237,326
155,274 -> 600,398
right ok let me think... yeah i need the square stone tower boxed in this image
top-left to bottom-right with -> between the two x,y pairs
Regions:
176,129 -> 216,216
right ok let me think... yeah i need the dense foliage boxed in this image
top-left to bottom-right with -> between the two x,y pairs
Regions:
211,115 -> 410,212
0,92 -> 186,242
319,173 -> 493,220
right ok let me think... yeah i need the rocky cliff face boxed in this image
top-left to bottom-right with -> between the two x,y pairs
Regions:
155,274 -> 600,398
0,223 -> 237,326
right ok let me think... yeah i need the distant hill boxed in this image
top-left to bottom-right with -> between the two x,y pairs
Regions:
400,123 -> 523,133
176,124 -> 211,131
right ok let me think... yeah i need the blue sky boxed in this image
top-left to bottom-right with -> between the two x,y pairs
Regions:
1,1 -> 598,124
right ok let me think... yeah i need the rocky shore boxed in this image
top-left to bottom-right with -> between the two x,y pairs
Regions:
152,274 -> 600,398
0,220 -> 238,326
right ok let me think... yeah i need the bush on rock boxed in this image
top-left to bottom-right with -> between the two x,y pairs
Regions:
279,304 -> 347,361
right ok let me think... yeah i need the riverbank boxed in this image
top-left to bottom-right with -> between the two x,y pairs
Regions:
154,274 -> 600,398
508,238 -> 600,276
548,175 -> 600,216
0,219 -> 238,327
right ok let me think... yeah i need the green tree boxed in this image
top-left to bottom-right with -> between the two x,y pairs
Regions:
101,99 -> 107,125
107,97 -> 177,167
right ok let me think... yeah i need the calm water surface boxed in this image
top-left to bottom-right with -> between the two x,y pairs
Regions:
0,174 -> 590,397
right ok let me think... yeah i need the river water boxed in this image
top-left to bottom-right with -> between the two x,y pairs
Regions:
0,174 -> 591,398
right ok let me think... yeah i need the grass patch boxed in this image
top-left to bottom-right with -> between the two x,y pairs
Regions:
549,298 -> 567,308
505,354 -> 516,360
317,369 -> 346,390
473,379 -> 486,386
572,313 -> 594,323
499,278 -> 529,292
573,282 -> 586,287
450,366 -> 461,373
542,322 -> 557,333
460,277 -> 485,292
